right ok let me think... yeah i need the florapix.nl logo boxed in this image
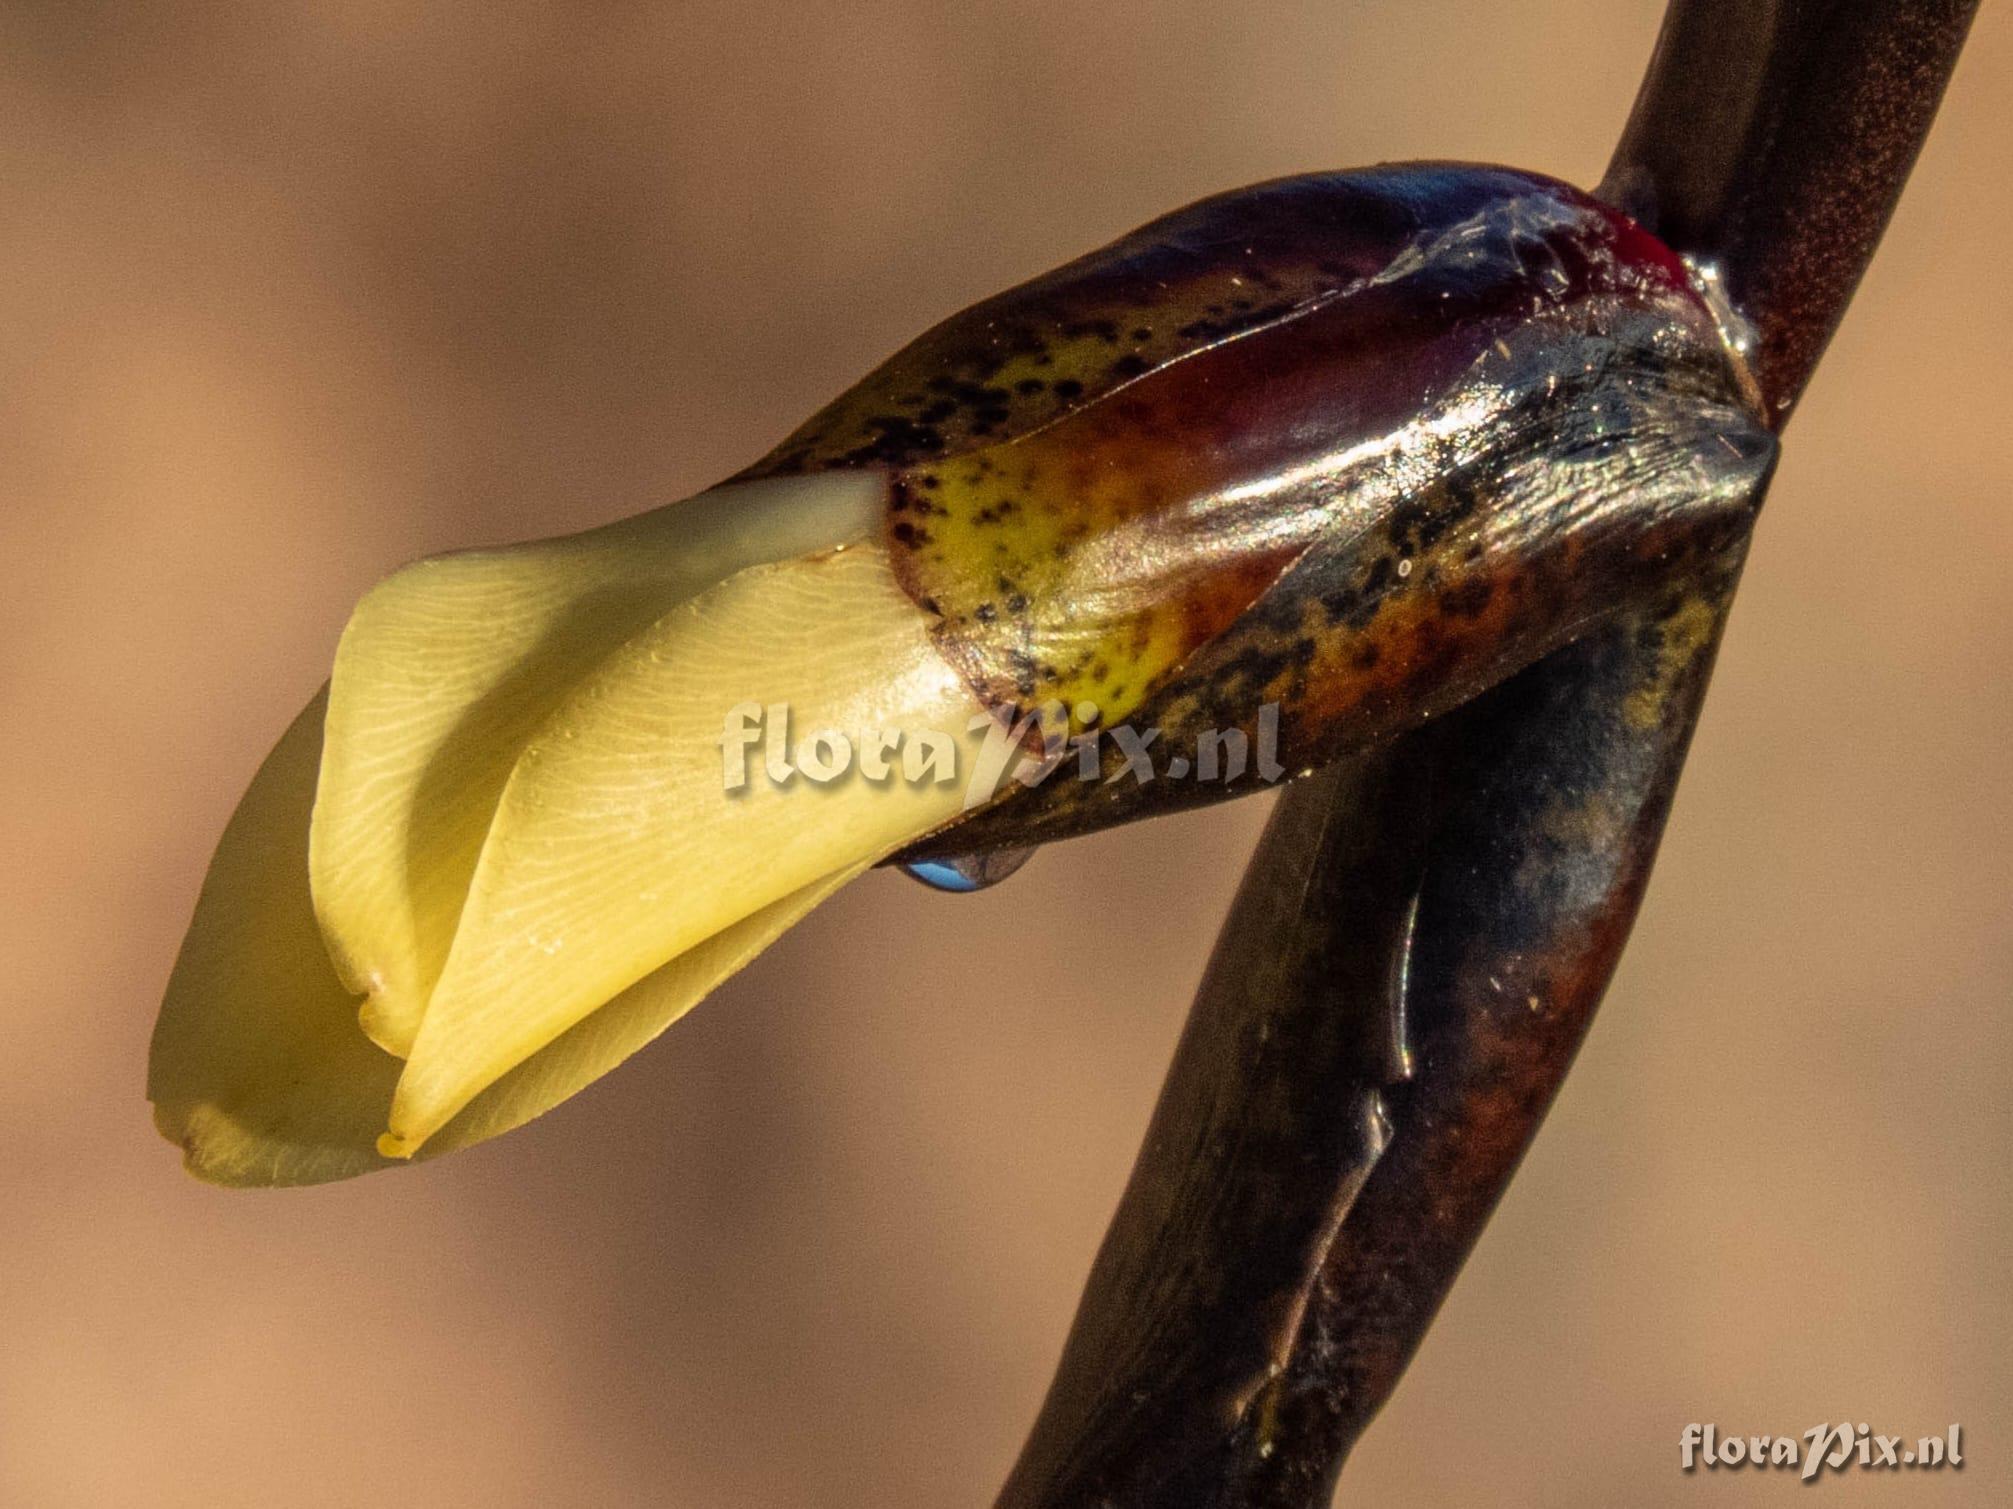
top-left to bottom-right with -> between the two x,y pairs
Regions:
719,699 -> 1287,808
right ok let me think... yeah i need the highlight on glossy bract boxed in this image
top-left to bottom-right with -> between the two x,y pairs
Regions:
149,471 -> 990,1185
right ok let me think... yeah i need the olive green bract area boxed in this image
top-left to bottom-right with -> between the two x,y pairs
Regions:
746,165 -> 1773,854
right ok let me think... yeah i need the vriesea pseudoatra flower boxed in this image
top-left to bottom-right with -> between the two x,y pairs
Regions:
150,164 -> 1772,1184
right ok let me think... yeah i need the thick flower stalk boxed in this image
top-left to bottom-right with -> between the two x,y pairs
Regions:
151,163 -> 1770,1186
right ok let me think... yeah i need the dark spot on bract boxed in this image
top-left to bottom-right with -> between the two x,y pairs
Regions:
1439,577 -> 1495,620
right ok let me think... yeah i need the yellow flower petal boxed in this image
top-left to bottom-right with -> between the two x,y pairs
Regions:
381,544 -> 987,1157
150,693 -> 872,1186
311,473 -> 882,1058
150,691 -> 401,1186
427,863 -> 867,1157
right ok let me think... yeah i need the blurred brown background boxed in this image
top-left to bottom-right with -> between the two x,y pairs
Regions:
2,2 -> 2007,1504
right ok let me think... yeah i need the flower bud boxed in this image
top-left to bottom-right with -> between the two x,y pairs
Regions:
150,163 -> 1771,1184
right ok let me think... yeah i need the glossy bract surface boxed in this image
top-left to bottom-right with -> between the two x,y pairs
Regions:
751,165 -> 1772,851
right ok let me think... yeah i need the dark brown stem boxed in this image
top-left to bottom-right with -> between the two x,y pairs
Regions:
996,742 -> 1429,1506
1602,0 -> 1979,424
999,2 -> 1975,1504
1000,564 -> 1750,1507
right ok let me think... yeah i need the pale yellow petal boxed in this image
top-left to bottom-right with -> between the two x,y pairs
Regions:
311,472 -> 882,1057
149,692 -> 867,1186
149,690 -> 403,1187
382,544 -> 987,1156
424,863 -> 867,1157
